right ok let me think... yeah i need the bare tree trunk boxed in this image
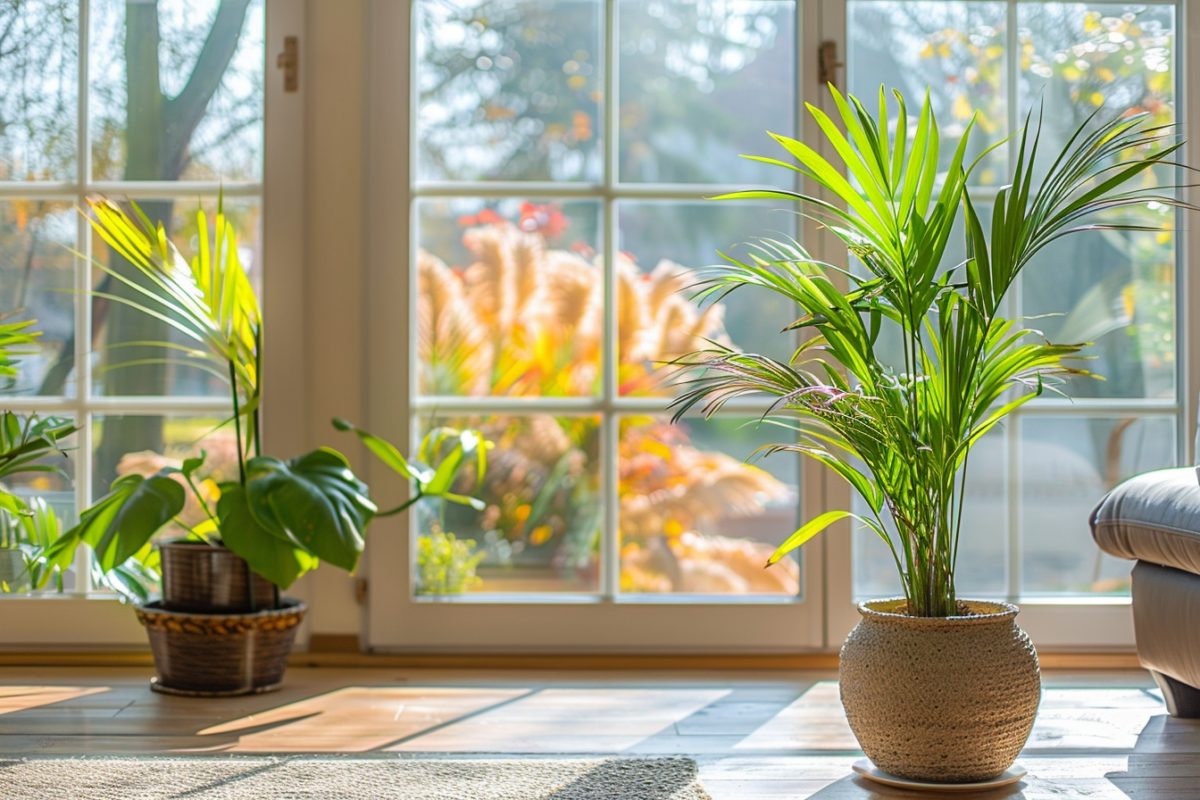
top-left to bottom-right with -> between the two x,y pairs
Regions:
31,0 -> 252,487
95,1 -> 171,487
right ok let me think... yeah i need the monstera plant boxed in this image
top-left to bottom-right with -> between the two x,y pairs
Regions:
37,200 -> 485,695
41,199 -> 483,593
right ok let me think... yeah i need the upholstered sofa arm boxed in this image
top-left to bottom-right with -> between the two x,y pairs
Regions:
1091,466 -> 1200,575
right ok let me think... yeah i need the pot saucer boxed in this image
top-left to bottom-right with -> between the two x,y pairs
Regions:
852,759 -> 1027,793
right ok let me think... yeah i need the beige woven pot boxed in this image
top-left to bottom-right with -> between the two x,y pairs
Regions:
839,598 -> 1041,783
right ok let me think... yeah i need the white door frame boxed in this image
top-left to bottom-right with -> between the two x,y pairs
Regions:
362,0 -> 830,653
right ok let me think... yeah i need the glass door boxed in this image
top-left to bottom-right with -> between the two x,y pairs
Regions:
364,0 -> 828,651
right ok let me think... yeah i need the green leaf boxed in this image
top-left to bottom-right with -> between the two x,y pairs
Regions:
73,471 -> 187,571
424,430 -> 483,495
243,448 -> 376,573
332,417 -> 431,483
218,485 -> 317,589
767,510 -> 861,566
181,450 -> 207,478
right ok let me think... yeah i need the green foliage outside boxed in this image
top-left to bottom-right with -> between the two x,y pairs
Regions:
416,530 -> 486,596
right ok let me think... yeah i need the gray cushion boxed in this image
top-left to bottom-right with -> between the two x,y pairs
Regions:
1091,467 -> 1200,576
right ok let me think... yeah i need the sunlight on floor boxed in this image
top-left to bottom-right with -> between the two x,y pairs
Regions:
736,680 -> 1167,753
0,686 -> 110,716
191,687 -> 528,752
388,688 -> 731,754
179,687 -> 732,754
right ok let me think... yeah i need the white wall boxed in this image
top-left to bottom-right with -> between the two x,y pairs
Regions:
300,0 -> 369,637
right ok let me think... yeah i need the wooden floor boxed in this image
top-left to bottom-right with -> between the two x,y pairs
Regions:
0,666 -> 1195,798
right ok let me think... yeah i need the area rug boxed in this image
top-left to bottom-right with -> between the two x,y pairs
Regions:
0,755 -> 712,799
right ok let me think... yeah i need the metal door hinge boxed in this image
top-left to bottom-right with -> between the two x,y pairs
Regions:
277,35 -> 299,92
818,40 -> 842,86
354,577 -> 369,605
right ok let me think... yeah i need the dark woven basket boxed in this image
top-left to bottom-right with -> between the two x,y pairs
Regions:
159,540 -> 277,613
135,599 -> 306,696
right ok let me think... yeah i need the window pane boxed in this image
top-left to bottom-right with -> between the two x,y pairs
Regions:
1022,210 -> 1175,400
89,0 -> 265,182
416,198 -> 602,397
1018,4 -> 1175,166
90,197 -> 261,398
415,0 -> 603,182
854,429 -> 1008,600
620,415 -> 799,596
0,201 -> 76,397
847,0 -> 1008,186
0,1 -> 78,182
617,200 -> 797,396
1021,415 -> 1174,596
618,0 -> 795,184
415,414 -> 601,596
1019,3 -> 1177,400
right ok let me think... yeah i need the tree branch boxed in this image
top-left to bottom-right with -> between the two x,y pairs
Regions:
163,0 -> 252,172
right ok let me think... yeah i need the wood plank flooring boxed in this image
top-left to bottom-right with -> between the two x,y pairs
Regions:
0,666 -> 1195,798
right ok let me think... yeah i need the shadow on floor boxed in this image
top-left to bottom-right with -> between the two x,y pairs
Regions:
545,757 -> 705,800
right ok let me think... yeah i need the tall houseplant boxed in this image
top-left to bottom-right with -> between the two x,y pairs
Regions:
674,86 -> 1188,782
41,199 -> 485,694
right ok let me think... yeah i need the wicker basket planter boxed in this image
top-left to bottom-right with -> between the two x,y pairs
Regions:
136,541 -> 302,696
839,598 -> 1041,783
135,599 -> 306,696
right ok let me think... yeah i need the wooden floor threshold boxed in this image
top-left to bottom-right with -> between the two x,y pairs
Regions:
0,649 -> 1140,670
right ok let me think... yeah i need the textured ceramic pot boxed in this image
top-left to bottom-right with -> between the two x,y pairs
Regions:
135,599 -> 306,696
839,598 -> 1041,783
159,540 -> 277,613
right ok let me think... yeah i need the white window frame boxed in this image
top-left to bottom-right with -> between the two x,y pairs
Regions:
363,0 -> 829,652
0,0 -> 306,647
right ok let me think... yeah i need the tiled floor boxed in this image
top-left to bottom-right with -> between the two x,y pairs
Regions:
0,667 -> 1195,798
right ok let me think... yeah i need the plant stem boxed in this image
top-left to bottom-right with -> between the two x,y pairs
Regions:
228,357 -> 246,486
252,325 -> 262,458
182,472 -> 220,534
376,491 -> 423,517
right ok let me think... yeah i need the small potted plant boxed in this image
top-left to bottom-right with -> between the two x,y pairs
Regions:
0,319 -> 77,592
674,86 -> 1188,783
40,200 -> 487,695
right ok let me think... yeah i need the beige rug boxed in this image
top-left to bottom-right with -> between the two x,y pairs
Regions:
0,755 -> 711,799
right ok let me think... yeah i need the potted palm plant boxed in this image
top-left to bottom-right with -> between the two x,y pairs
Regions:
674,86 -> 1188,783
40,199 -> 486,695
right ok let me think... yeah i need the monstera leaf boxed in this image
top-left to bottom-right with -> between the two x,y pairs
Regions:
242,448 -> 375,573
218,485 -> 318,589
62,470 -> 187,572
